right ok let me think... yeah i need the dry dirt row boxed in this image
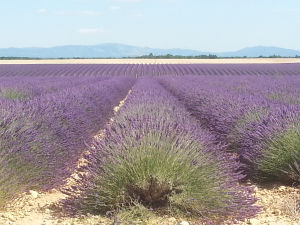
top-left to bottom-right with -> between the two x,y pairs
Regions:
1,58 -> 300,64
1,182 -> 298,225
240,183 -> 300,225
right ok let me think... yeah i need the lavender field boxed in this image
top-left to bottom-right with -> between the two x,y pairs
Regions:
0,63 -> 300,224
1,63 -> 300,77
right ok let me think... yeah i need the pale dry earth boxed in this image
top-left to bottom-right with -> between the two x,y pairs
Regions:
240,183 -> 300,225
0,183 -> 299,225
1,58 -> 300,64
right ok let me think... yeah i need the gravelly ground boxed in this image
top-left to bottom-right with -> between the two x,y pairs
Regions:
0,183 -> 298,225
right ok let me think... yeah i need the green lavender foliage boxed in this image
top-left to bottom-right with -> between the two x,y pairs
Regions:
0,88 -> 28,100
84,132 -> 228,215
76,79 -> 258,223
257,126 -> 300,182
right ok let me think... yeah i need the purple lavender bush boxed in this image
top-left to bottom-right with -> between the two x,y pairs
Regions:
159,75 -> 269,148
0,77 -> 135,206
160,75 -> 300,183
0,76 -> 110,102
238,106 -> 300,183
1,63 -> 299,77
69,78 -> 258,224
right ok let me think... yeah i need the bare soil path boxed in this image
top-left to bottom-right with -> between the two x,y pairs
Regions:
1,182 -> 298,225
240,183 -> 300,225
1,58 -> 300,64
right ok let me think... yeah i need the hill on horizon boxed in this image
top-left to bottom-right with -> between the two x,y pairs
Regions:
0,44 -> 299,58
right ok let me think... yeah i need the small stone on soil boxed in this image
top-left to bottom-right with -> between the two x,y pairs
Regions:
29,190 -> 39,199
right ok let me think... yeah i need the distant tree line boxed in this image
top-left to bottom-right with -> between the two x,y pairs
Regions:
125,53 -> 218,59
0,54 -> 300,60
258,55 -> 300,58
0,57 -> 41,60
125,53 -> 300,59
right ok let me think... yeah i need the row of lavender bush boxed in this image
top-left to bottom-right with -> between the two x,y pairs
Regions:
159,75 -> 300,183
0,76 -> 110,101
67,78 -> 258,224
0,63 -> 300,77
0,77 -> 135,206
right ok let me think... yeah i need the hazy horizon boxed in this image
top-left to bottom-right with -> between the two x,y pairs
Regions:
1,43 -> 300,54
1,0 -> 300,52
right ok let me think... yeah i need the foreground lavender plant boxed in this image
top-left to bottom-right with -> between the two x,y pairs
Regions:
0,77 -> 135,206
68,78 -> 258,223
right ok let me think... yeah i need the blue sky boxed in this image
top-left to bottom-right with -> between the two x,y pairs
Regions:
1,0 -> 299,51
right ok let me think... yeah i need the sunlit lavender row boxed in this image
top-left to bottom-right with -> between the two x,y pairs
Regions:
1,63 -> 300,77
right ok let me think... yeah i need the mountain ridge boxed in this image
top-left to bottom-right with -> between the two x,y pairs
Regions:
0,44 -> 299,58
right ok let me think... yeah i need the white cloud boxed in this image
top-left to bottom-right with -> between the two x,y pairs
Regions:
109,0 -> 176,2
79,10 -> 101,16
55,10 -> 101,16
109,0 -> 141,2
133,13 -> 143,17
272,8 -> 300,13
55,10 -> 68,16
73,0 -> 90,2
36,9 -> 48,14
110,6 -> 121,11
78,28 -> 105,34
